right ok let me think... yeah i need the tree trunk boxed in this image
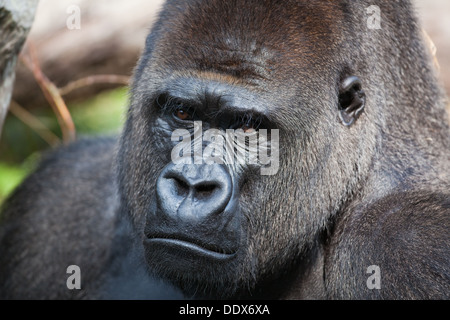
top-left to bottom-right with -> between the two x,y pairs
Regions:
0,0 -> 38,137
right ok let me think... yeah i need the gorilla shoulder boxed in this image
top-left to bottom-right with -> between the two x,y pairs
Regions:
326,191 -> 450,299
1,137 -> 118,220
0,137 -> 119,299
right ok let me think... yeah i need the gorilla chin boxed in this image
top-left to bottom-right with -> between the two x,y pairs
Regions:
144,227 -> 246,299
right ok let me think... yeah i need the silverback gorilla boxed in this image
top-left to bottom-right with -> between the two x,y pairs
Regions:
0,0 -> 449,299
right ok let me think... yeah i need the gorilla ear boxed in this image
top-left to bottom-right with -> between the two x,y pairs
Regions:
338,76 -> 366,126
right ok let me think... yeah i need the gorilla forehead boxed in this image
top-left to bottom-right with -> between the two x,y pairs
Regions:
146,0 -> 345,81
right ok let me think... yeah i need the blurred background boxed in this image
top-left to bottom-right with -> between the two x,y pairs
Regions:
0,0 -> 449,203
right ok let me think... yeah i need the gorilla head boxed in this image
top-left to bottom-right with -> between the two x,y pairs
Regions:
116,0 -> 449,298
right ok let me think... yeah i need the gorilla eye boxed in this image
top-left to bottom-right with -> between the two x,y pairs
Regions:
154,93 -> 195,122
171,103 -> 196,122
175,108 -> 191,121
242,123 -> 255,133
237,114 -> 263,133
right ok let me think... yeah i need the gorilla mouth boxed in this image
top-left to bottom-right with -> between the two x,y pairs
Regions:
145,235 -> 237,260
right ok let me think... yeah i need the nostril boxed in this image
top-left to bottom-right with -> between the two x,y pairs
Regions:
171,177 -> 190,197
196,183 -> 216,193
194,183 -> 219,200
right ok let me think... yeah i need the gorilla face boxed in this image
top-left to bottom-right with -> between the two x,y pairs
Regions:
118,0 -> 373,298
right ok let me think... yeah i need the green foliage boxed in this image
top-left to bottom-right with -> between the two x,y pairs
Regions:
70,88 -> 128,135
0,163 -> 31,202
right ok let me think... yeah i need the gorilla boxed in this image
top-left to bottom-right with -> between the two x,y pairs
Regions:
0,0 -> 449,299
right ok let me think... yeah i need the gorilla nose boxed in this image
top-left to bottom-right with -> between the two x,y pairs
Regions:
156,163 -> 233,222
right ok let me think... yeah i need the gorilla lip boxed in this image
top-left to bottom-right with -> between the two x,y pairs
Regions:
145,237 -> 237,260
